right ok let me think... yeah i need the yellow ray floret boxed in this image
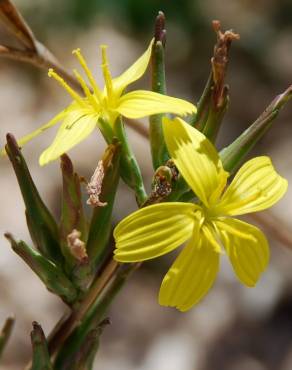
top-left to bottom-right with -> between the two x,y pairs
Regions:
3,39 -> 196,165
113,117 -> 288,311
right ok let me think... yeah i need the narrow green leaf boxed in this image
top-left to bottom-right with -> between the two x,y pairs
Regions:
149,11 -> 169,169
5,134 -> 63,264
0,316 -> 14,359
220,85 -> 292,173
31,322 -> 53,370
5,233 -> 77,304
86,141 -> 121,269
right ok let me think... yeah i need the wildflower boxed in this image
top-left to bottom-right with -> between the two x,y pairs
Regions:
12,40 -> 195,165
113,117 -> 288,311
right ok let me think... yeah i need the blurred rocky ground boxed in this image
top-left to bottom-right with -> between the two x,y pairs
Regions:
0,0 -> 292,369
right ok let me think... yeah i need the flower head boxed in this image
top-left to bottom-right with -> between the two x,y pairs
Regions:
113,117 -> 288,311
11,40 -> 195,166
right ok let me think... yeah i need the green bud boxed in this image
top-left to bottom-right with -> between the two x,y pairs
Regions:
5,234 -> 77,304
30,322 -> 53,370
5,134 -> 63,264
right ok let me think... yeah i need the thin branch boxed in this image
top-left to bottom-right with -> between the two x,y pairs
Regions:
124,118 -> 149,138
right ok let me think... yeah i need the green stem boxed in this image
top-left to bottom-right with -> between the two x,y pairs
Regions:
114,117 -> 147,206
47,260 -> 118,356
149,12 -> 168,169
54,265 -> 134,369
86,141 -> 121,269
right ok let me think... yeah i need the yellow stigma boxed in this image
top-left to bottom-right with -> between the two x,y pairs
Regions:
100,45 -> 113,98
72,48 -> 103,103
48,68 -> 86,107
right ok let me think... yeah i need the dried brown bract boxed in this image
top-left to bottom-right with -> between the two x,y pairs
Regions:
86,161 -> 108,208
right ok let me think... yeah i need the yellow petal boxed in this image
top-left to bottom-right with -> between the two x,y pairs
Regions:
163,117 -> 228,207
216,156 -> 288,216
115,90 -> 196,119
216,217 -> 269,287
1,109 -> 67,157
39,112 -> 98,165
112,39 -> 154,96
159,227 -> 219,311
113,202 -> 197,262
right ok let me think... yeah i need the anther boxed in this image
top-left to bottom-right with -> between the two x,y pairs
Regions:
73,69 -> 100,110
72,48 -> 103,103
100,45 -> 113,98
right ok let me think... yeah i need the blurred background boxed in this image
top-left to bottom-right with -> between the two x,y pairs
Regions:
1,0 -> 292,369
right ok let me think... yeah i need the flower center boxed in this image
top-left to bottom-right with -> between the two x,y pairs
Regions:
200,204 -> 220,221
194,206 -> 222,253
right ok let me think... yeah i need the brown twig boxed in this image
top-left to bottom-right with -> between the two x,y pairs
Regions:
211,20 -> 240,108
124,118 -> 149,138
0,0 -> 35,49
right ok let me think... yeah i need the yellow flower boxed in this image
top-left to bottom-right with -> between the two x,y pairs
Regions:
11,40 -> 195,166
113,117 -> 288,311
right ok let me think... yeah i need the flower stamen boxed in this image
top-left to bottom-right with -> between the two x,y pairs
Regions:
72,48 -> 103,103
48,68 -> 86,107
100,45 -> 114,99
73,69 -> 100,111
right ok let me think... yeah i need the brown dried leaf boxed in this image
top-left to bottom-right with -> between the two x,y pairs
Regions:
86,161 -> 108,208
0,0 -> 36,50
